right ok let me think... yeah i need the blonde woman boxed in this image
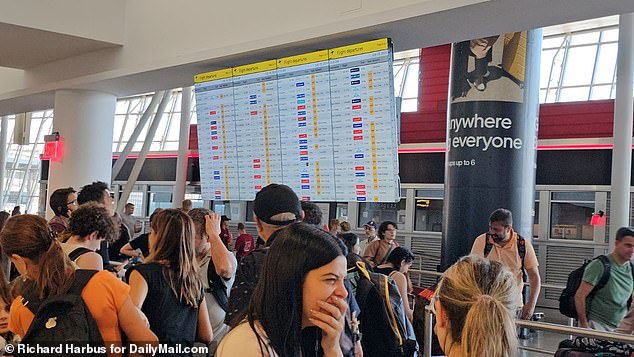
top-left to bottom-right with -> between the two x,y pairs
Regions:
128,209 -> 213,352
433,255 -> 518,357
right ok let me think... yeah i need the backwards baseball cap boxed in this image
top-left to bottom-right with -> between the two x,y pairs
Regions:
221,215 -> 231,222
363,220 -> 377,229
253,184 -> 301,226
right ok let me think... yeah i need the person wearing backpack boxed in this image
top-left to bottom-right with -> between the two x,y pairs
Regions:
375,247 -> 416,322
433,255 -> 518,357
1,214 -> 157,356
188,208 -> 237,355
575,227 -> 634,331
61,202 -> 116,270
470,208 -> 541,320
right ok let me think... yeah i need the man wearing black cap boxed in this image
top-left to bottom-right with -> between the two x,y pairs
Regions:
219,215 -> 232,249
225,183 -> 303,328
358,220 -> 379,256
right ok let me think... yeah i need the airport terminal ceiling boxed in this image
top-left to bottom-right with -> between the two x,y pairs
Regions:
0,0 -> 633,115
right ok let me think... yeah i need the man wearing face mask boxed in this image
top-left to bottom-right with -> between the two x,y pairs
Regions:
470,208 -> 541,320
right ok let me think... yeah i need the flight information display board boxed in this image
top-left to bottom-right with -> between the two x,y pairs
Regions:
194,38 -> 399,202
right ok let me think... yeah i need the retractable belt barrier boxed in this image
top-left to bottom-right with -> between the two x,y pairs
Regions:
421,306 -> 634,357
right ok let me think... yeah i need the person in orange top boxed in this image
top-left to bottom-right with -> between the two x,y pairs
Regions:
0,215 -> 157,356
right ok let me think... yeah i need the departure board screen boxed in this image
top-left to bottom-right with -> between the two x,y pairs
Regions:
194,38 -> 399,202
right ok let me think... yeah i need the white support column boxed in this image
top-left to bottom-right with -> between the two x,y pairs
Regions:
609,13 -> 634,249
0,116 -> 7,208
48,90 -> 116,218
173,87 -> 192,208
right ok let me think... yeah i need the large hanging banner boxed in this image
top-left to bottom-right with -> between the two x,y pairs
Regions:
442,31 -> 540,270
194,38 -> 400,202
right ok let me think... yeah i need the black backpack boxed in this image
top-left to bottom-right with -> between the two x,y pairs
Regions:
558,255 -> 634,318
347,262 -> 417,357
206,258 -> 228,312
19,270 -> 105,356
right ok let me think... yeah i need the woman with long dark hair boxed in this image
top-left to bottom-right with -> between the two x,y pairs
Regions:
128,209 -> 212,353
375,246 -> 416,321
0,215 -> 156,355
217,222 -> 349,357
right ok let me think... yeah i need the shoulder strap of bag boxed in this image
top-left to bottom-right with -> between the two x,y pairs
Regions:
23,270 -> 98,315
484,234 -> 494,257
378,243 -> 396,266
68,247 -> 93,262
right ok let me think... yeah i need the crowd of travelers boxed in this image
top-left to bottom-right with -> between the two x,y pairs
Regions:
0,181 -> 632,356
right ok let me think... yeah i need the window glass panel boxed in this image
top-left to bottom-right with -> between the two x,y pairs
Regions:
590,85 -> 613,100
113,116 -> 125,142
401,99 -> 417,112
246,201 -> 255,222
562,46 -> 597,86
213,201 -> 235,217
550,201 -> 594,240
358,200 -> 406,227
542,36 -> 566,49
150,142 -> 161,151
594,43 -> 618,84
601,28 -> 619,42
190,110 -> 198,125
414,199 -> 443,232
552,191 -> 594,201
559,87 -> 590,102
393,62 -> 406,97
336,203 -> 348,222
544,89 -> 559,103
540,49 -> 560,89
166,113 -> 182,141
147,191 -> 172,213
415,189 -> 444,199
570,32 -> 600,46
116,101 -> 129,115
539,90 -> 547,103
184,193 -> 204,209
402,63 -> 420,99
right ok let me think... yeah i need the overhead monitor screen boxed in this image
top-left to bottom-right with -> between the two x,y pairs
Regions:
194,38 -> 400,202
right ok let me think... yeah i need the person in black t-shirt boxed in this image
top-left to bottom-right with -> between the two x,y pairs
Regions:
224,183 -> 303,328
128,209 -> 212,349
120,208 -> 162,260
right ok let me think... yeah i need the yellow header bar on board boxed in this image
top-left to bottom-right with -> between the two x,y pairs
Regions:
329,38 -> 389,59
277,50 -> 329,69
232,60 -> 277,76
194,68 -> 233,83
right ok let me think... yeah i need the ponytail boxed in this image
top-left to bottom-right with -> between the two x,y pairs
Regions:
461,295 -> 518,357
435,255 -> 519,357
35,240 -> 74,299
0,215 -> 75,299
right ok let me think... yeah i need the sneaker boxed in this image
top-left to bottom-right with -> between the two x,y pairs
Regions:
474,78 -> 486,91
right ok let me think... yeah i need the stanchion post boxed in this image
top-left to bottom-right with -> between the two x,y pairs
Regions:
424,305 -> 433,357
